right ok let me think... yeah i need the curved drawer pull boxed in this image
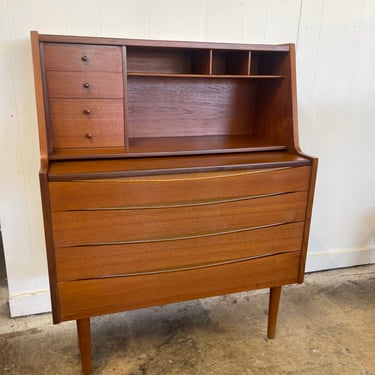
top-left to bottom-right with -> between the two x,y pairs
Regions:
81,192 -> 283,211
93,253 -> 280,279
83,82 -> 90,88
81,55 -> 88,62
85,168 -> 289,183
74,222 -> 289,247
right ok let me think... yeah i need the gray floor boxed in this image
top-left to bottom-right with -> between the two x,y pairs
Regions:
0,260 -> 374,374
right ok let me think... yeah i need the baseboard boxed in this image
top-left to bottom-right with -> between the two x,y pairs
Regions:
9,290 -> 51,317
305,245 -> 375,273
7,247 -> 375,317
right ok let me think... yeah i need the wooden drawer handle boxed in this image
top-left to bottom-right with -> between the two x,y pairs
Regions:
85,133 -> 93,139
83,82 -> 90,88
83,109 -> 91,115
81,55 -> 88,62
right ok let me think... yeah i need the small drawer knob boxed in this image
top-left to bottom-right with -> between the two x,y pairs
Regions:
83,109 -> 91,115
85,133 -> 93,139
81,55 -> 88,62
83,82 -> 90,88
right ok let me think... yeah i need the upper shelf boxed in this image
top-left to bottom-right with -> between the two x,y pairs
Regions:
127,72 -> 285,79
49,135 -> 289,160
126,47 -> 289,77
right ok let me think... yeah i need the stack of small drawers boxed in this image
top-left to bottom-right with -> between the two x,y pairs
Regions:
43,43 -> 124,150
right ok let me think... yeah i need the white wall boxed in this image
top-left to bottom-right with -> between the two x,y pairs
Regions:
0,0 -> 374,317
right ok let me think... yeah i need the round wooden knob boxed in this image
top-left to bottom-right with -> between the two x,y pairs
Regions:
83,82 -> 90,88
85,133 -> 93,139
83,109 -> 91,115
81,55 -> 88,62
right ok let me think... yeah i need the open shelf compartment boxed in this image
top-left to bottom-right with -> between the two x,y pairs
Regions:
125,75 -> 290,155
126,46 -> 288,78
126,46 -> 211,75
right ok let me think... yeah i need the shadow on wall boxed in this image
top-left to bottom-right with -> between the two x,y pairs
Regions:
0,231 -> 6,283
363,212 -> 375,248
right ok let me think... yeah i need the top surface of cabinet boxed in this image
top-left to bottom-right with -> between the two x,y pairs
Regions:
31,32 -> 299,161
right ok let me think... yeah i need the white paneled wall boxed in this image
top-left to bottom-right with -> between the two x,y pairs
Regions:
0,0 -> 374,317
297,0 -> 375,271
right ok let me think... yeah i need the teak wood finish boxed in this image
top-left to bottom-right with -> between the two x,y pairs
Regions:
31,31 -> 318,375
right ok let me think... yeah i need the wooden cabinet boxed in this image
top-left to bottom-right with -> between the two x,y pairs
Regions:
31,31 -> 317,375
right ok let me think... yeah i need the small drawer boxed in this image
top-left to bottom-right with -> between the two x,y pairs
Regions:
43,43 -> 123,72
49,99 -> 124,149
46,71 -> 123,98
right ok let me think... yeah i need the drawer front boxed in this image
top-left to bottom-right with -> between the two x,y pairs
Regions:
57,251 -> 300,321
46,71 -> 123,98
51,191 -> 308,248
49,99 -> 124,149
49,166 -> 311,211
55,222 -> 304,281
43,43 -> 123,72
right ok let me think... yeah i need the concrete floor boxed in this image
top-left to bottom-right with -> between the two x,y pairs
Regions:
0,264 -> 374,375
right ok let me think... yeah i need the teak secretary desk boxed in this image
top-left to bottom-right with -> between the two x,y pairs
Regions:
31,31 -> 318,374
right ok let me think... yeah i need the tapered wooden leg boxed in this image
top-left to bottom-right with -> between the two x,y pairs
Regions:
76,318 -> 91,375
267,286 -> 282,339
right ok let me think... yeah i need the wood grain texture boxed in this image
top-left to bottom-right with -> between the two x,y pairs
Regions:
51,191 -> 308,248
253,76 -> 291,147
212,50 -> 250,75
37,33 -> 290,52
44,43 -> 123,72
30,33 -> 318,367
47,152 -> 311,179
76,318 -> 91,375
127,47 -> 197,74
128,135 -> 286,155
49,99 -> 124,149
49,166 -> 310,211
55,222 -> 304,281
57,251 -> 300,321
30,32 -> 48,161
127,76 -> 256,138
298,157 -> 318,282
268,286 -> 282,339
39,164 -> 61,324
46,71 -> 123,99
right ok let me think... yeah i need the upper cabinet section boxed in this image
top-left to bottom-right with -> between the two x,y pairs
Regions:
31,32 -> 298,160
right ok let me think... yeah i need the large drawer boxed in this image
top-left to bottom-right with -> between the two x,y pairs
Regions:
49,99 -> 124,149
49,166 -> 311,211
51,191 -> 308,248
43,43 -> 123,72
46,71 -> 123,98
55,222 -> 304,281
57,251 -> 300,321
